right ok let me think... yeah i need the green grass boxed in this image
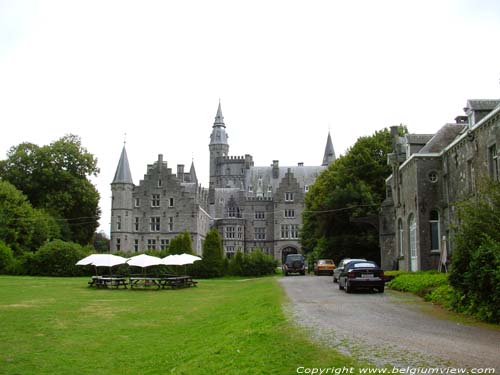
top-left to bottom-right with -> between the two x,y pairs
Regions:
387,271 -> 449,296
0,276 -> 359,375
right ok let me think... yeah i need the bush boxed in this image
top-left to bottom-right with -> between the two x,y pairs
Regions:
0,240 -> 14,274
191,229 -> 224,278
388,271 -> 448,296
26,240 -> 90,276
226,249 -> 277,277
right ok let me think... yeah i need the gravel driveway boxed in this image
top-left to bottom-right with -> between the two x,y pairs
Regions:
278,275 -> 500,370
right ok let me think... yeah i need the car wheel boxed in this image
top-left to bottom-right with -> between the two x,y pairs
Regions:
345,282 -> 353,293
378,286 -> 385,293
300,271 -> 305,275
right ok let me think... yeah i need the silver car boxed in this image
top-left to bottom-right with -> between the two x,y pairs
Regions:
332,258 -> 366,283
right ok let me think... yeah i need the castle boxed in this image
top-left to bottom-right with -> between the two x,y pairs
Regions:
379,99 -> 500,271
110,102 -> 335,260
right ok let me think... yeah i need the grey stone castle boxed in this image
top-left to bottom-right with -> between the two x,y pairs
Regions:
379,99 -> 500,271
110,102 -> 335,260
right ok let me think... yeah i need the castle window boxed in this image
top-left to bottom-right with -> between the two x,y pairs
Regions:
398,219 -> 404,257
430,210 -> 440,252
152,194 -> 160,207
304,185 -> 309,192
285,192 -> 294,202
160,239 -> 169,250
237,226 -> 243,239
134,217 -> 139,231
408,214 -> 417,271
158,179 -> 162,187
284,209 -> 295,218
116,238 -> 121,251
150,217 -> 160,232
225,246 -> 235,258
255,211 -> 265,220
147,239 -> 156,250
228,206 -> 239,218
255,227 -> 266,240
134,239 -> 139,252
428,171 -> 438,183
225,226 -> 235,239
169,198 -> 174,207
488,144 -> 498,181
117,216 -> 122,231
248,186 -> 253,193
168,217 -> 174,231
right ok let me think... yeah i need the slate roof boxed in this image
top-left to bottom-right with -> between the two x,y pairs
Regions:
465,99 -> 500,112
112,146 -> 133,184
419,124 -> 466,154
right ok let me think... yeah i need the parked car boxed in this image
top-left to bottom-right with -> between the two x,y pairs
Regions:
338,260 -> 385,293
282,254 -> 306,276
313,259 -> 336,276
332,258 -> 366,283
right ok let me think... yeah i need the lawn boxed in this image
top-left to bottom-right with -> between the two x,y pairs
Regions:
0,276 -> 358,375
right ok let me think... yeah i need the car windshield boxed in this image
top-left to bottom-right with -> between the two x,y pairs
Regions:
287,255 -> 303,261
318,260 -> 333,264
352,262 -> 377,268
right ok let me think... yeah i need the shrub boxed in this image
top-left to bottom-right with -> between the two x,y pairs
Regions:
26,240 -> 90,276
388,271 -> 448,296
227,249 -> 277,277
192,229 -> 224,278
0,240 -> 14,274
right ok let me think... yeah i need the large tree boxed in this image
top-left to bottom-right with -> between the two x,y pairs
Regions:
0,135 -> 100,245
302,127 -> 404,264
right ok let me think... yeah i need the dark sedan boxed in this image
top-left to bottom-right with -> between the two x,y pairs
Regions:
338,260 -> 385,293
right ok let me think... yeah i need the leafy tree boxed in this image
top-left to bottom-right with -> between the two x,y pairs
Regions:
92,231 -> 110,253
449,180 -> 500,322
196,228 -> 224,278
0,180 -> 33,254
302,127 -> 404,264
0,240 -> 14,273
0,135 -> 100,245
168,232 -> 194,255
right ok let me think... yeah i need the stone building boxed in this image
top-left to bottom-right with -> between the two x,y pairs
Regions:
110,102 -> 335,260
380,99 -> 500,271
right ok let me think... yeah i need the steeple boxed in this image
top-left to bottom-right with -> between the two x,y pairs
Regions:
112,146 -> 134,184
210,101 -> 228,145
322,131 -> 336,166
189,161 -> 198,184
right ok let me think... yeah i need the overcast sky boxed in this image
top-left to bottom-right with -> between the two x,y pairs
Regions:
1,0 -> 499,235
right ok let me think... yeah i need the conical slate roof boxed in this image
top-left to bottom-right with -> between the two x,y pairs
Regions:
189,161 -> 198,184
112,146 -> 133,184
322,131 -> 336,166
210,101 -> 229,145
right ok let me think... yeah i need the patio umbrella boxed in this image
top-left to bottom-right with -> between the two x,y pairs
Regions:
126,254 -> 163,268
89,254 -> 129,268
161,254 -> 201,275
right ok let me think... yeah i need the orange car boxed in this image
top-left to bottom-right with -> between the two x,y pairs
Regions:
313,259 -> 336,276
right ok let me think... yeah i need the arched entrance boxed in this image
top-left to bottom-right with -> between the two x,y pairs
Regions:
281,246 -> 298,264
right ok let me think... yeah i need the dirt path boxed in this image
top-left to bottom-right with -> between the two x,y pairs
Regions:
278,274 -> 500,370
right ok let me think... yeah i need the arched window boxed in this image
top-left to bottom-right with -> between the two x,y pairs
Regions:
408,214 -> 417,271
430,210 -> 440,251
398,219 -> 404,257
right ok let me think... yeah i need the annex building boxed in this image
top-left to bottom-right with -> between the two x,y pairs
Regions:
110,103 -> 335,260
379,99 -> 500,271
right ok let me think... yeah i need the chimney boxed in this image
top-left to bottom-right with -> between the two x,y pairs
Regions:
177,164 -> 185,181
298,162 -> 304,167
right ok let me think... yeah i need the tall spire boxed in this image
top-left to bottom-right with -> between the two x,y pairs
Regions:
112,146 -> 134,184
189,161 -> 198,184
210,100 -> 229,145
322,131 -> 336,166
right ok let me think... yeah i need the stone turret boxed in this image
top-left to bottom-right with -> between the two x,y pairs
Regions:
111,145 -> 134,251
209,101 -> 230,202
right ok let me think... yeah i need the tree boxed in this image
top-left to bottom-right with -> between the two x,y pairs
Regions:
93,231 -> 110,253
168,232 -> 194,255
0,135 -> 100,245
449,180 -> 500,322
301,127 -> 404,264
197,228 -> 224,278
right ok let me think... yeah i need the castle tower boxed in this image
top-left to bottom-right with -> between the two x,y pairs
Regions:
110,145 -> 134,251
322,131 -> 336,166
209,101 -> 229,201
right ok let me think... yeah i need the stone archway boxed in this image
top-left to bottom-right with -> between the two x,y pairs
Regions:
281,246 -> 299,264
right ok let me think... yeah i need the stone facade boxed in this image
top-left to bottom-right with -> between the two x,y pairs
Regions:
111,102 -> 335,260
380,99 -> 500,271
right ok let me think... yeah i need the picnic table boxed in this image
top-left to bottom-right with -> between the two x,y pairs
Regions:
88,275 -> 128,289
129,275 -> 198,289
